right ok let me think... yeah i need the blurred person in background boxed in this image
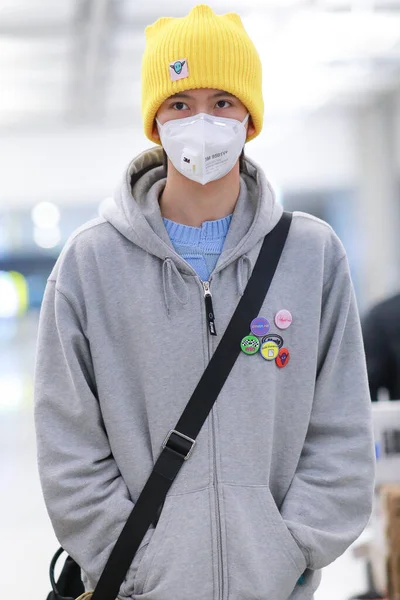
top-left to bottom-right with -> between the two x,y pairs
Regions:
34,4 -> 375,600
345,296 -> 400,600
362,292 -> 400,402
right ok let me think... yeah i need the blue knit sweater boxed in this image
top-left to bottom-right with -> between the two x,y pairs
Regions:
163,214 -> 232,281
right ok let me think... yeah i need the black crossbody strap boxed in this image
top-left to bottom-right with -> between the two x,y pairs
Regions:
92,211 -> 293,600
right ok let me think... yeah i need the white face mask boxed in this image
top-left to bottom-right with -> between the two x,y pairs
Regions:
156,112 -> 249,185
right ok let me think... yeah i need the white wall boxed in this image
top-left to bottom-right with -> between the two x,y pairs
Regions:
395,90 -> 400,173
353,94 -> 400,306
248,110 -> 357,192
0,125 -> 149,208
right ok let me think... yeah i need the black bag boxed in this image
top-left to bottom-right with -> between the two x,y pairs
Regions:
46,212 -> 293,600
47,547 -> 84,600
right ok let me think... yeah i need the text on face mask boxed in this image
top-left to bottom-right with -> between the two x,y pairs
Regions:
205,150 -> 229,162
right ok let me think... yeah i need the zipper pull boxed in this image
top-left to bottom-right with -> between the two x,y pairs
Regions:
202,281 -> 217,336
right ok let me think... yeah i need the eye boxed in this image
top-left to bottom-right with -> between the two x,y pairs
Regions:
215,100 -> 231,109
172,101 -> 189,111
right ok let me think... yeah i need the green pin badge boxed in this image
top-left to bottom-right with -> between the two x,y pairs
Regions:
240,335 -> 260,355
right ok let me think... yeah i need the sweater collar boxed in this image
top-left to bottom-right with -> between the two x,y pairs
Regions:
163,214 -> 232,245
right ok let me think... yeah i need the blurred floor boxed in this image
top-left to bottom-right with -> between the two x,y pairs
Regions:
0,315 -> 367,600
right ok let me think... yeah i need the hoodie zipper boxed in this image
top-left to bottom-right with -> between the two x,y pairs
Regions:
202,281 -> 217,336
201,279 -> 223,600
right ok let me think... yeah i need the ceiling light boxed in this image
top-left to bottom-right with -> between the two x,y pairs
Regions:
31,202 -> 60,229
242,10 -> 400,113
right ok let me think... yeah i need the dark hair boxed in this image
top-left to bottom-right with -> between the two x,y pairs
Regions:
162,149 -> 247,174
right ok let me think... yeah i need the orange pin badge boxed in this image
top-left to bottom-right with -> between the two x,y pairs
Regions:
276,348 -> 290,368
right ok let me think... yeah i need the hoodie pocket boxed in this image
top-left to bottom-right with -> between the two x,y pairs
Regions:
118,525 -> 160,599
223,484 -> 307,600
132,487 -> 214,600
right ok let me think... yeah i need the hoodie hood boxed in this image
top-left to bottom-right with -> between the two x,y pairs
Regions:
101,146 -> 283,279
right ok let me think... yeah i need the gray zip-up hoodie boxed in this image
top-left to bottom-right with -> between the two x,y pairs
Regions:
34,147 -> 375,600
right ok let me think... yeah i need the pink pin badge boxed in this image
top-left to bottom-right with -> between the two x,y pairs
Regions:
275,309 -> 292,330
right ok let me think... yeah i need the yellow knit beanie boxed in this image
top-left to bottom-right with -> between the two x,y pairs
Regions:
141,4 -> 263,144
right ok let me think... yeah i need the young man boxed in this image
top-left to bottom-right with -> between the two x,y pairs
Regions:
34,5 -> 375,600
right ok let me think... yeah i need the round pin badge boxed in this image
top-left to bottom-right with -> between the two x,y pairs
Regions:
262,333 -> 284,348
250,317 -> 270,337
240,335 -> 260,355
260,341 -> 279,361
275,309 -> 293,330
276,348 -> 290,368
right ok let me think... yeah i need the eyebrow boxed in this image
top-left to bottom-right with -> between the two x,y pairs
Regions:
168,91 -> 236,100
212,92 -> 236,99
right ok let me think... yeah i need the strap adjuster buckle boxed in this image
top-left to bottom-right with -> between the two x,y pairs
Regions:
162,430 -> 196,460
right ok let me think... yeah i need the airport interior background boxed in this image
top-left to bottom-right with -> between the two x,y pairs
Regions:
1,0 -> 400,599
